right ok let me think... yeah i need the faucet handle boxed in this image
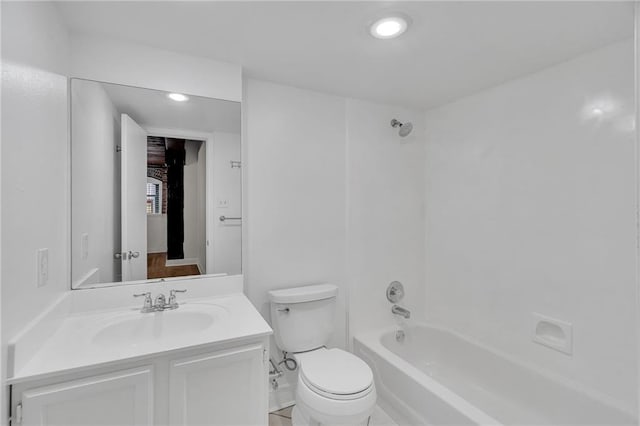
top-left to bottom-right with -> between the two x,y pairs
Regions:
167,289 -> 187,309
133,292 -> 153,312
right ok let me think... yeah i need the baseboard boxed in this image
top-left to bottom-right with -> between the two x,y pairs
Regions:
165,257 -> 199,267
269,381 -> 296,413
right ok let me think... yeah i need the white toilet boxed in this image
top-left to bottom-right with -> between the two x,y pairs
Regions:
268,284 -> 376,426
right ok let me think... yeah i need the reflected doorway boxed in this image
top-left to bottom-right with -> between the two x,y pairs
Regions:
146,136 -> 206,279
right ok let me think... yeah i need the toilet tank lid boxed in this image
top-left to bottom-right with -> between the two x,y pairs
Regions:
268,284 -> 338,304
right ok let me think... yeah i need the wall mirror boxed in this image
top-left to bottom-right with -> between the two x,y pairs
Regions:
71,78 -> 241,289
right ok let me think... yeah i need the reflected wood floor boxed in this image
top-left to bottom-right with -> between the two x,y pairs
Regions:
147,253 -> 200,279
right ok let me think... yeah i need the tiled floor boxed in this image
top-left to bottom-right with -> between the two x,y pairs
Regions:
268,404 -> 397,426
269,405 -> 293,426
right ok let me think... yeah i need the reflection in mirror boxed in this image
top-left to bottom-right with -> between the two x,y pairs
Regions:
71,78 -> 241,289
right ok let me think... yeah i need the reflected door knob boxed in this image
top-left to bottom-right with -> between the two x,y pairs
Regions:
129,251 -> 140,259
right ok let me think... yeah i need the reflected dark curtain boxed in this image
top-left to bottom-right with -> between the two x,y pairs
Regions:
165,139 -> 185,260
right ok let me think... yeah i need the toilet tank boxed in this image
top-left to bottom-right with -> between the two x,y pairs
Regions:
268,284 -> 338,353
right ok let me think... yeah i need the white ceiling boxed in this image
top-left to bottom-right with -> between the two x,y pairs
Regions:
97,80 -> 241,134
57,1 -> 634,109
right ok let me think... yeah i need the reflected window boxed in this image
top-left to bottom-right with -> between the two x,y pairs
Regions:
146,178 -> 162,214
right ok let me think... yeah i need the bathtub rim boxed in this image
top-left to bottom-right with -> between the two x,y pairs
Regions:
354,322 -> 638,424
355,325 -> 500,425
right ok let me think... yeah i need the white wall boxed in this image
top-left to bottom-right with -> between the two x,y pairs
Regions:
183,140 -> 205,266
70,34 -> 242,103
212,132 -> 242,275
197,143 -> 207,274
147,214 -> 167,253
424,39 -> 637,413
346,99 -> 426,338
244,79 -> 347,407
1,2 -> 71,422
244,79 -> 348,349
71,79 -> 121,286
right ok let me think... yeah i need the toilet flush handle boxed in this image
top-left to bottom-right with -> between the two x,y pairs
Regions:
277,307 -> 290,313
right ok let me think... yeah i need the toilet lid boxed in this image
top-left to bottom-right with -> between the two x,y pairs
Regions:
298,348 -> 373,396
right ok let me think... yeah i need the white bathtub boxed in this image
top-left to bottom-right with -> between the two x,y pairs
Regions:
354,324 -> 637,426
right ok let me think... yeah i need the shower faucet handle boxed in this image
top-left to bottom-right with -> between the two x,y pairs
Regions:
386,281 -> 405,303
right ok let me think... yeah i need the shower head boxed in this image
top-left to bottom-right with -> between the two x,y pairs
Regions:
390,118 -> 413,137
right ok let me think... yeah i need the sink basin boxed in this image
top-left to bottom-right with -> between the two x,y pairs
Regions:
92,304 -> 227,347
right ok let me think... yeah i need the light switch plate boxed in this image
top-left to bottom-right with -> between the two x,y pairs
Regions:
81,233 -> 89,260
37,248 -> 49,287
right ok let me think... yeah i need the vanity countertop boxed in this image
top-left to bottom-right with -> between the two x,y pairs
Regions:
8,291 -> 272,384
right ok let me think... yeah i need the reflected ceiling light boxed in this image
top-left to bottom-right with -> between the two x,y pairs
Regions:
168,93 -> 189,102
591,107 -> 604,116
370,16 -> 408,39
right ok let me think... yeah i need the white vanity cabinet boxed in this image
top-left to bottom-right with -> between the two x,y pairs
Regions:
17,366 -> 154,426
10,340 -> 269,426
169,344 -> 266,425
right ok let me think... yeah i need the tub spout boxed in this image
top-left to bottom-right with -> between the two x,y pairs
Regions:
392,305 -> 411,319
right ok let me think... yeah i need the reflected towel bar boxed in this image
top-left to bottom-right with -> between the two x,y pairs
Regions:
219,216 -> 241,222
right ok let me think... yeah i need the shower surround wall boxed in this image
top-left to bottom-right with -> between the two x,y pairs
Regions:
424,39 -> 637,413
346,100 -> 425,338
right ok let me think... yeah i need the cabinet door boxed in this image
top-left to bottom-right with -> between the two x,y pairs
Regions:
169,344 -> 267,426
20,366 -> 153,426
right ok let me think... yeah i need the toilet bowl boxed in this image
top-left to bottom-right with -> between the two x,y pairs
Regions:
268,284 -> 377,426
292,348 -> 376,426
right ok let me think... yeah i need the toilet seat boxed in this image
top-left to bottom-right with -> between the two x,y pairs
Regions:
295,348 -> 374,401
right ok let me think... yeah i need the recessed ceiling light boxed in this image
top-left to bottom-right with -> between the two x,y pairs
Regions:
168,93 -> 189,102
370,16 -> 408,39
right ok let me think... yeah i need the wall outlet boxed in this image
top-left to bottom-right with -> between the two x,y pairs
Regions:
81,233 -> 89,260
217,199 -> 229,208
37,248 -> 49,288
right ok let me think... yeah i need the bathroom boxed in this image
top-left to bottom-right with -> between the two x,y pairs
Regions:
1,1 -> 638,425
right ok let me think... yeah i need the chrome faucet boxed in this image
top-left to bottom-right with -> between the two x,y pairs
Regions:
392,305 -> 411,319
155,293 -> 167,308
133,289 -> 187,313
